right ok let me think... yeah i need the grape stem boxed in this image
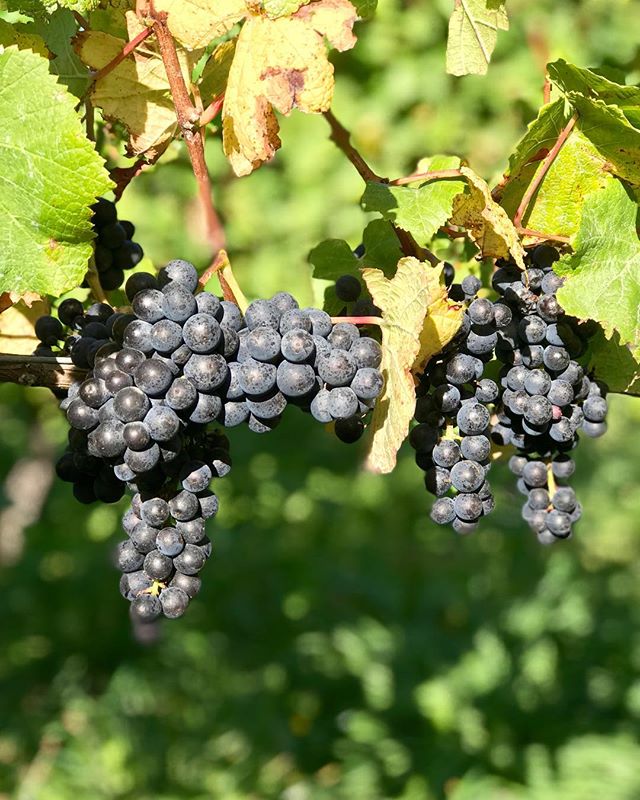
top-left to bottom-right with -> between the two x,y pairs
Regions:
0,355 -> 87,389
85,256 -> 108,303
146,7 -> 226,256
330,316 -> 383,327
546,462 -> 557,499
513,113 -> 578,228
199,93 -> 225,128
91,25 -> 155,84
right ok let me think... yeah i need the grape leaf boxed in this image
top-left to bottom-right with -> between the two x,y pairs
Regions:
29,8 -> 91,97
501,99 -> 570,182
361,156 -> 465,246
309,219 -> 401,315
0,47 -> 111,297
152,0 -> 245,51
0,17 -> 47,55
446,0 -> 508,77
451,166 -> 525,267
587,328 -> 640,397
222,0 -> 357,176
0,298 -> 48,354
7,0 -> 100,13
363,258 -> 450,474
499,129 -> 612,241
198,40 -> 236,106
415,293 -> 464,374
261,0 -> 307,18
548,60 -> 640,128
352,0 -> 377,18
555,179 -> 640,351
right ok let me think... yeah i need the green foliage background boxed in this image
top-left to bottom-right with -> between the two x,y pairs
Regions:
2,1 -> 640,797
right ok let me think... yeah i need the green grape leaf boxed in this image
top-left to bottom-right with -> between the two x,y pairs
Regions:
30,8 -> 91,97
7,0 -> 101,13
352,0 -> 377,18
556,179 -> 640,351
548,59 -> 640,124
363,259 -> 460,474
309,220 -> 401,315
502,99 -> 570,181
361,156 -> 465,246
446,0 -> 508,77
587,328 -> 640,396
499,128 -> 612,241
451,166 -> 525,267
0,47 -> 111,297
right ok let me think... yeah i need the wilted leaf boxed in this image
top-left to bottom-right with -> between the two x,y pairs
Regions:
222,0 -> 357,175
452,166 -> 525,267
446,0 -> 508,77
0,291 -> 43,314
556,179 -> 640,351
0,47 -> 111,297
363,258 -> 445,474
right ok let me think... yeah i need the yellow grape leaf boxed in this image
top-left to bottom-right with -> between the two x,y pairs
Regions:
76,13 -> 203,159
0,20 -> 48,57
446,0 -> 508,77
451,166 -> 526,268
363,258 -> 442,475
0,291 -> 42,314
222,0 -> 357,176
415,297 -> 465,374
261,0 -> 308,17
153,0 -> 245,51
0,299 -> 49,355
199,40 -> 236,102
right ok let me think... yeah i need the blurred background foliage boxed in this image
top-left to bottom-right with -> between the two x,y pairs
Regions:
2,0 -> 640,797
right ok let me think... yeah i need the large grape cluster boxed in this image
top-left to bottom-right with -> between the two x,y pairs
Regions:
42,260 -> 384,621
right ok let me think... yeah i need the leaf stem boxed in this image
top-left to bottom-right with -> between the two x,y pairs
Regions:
323,109 -> 381,182
513,113 -> 578,228
516,227 -> 570,244
148,9 -> 226,255
92,25 -> 155,84
389,168 -> 464,186
85,256 -> 107,303
199,94 -> 225,128
0,355 -> 87,390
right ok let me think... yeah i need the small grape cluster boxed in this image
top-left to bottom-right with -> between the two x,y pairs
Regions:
410,275 -> 499,534
90,198 -> 144,291
489,244 -> 607,542
407,244 -> 608,543
42,260 -> 384,621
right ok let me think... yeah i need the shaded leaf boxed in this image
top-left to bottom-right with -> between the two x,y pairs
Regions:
451,166 -> 525,267
30,8 -> 91,97
0,298 -> 49,354
446,0 -> 508,77
361,155 -> 465,246
556,179 -> 640,351
363,257 -> 442,474
503,99 -> 570,181
0,47 -> 111,297
0,17 -> 47,55
222,0 -> 357,175
587,328 -> 640,397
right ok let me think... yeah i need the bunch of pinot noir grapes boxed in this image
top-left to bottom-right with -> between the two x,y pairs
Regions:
40,260 -> 384,621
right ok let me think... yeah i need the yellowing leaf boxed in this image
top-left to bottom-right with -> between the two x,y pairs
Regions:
0,291 -> 42,314
76,30 -> 176,159
153,0 -> 245,50
222,0 -> 357,176
199,40 -> 236,101
451,166 -> 526,268
363,258 -> 443,475
446,0 -> 508,77
415,296 -> 465,374
0,19 -> 48,56
0,299 -> 49,355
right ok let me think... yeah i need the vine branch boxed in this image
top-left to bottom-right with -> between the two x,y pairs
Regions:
0,356 -> 87,390
147,8 -> 226,255
513,113 -> 578,228
323,110 -> 381,182
390,168 -> 464,186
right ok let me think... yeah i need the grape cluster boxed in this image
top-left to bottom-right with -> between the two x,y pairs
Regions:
90,198 -> 144,291
490,244 -> 607,542
43,260 -> 384,621
408,244 -> 608,543
411,275 -> 499,534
